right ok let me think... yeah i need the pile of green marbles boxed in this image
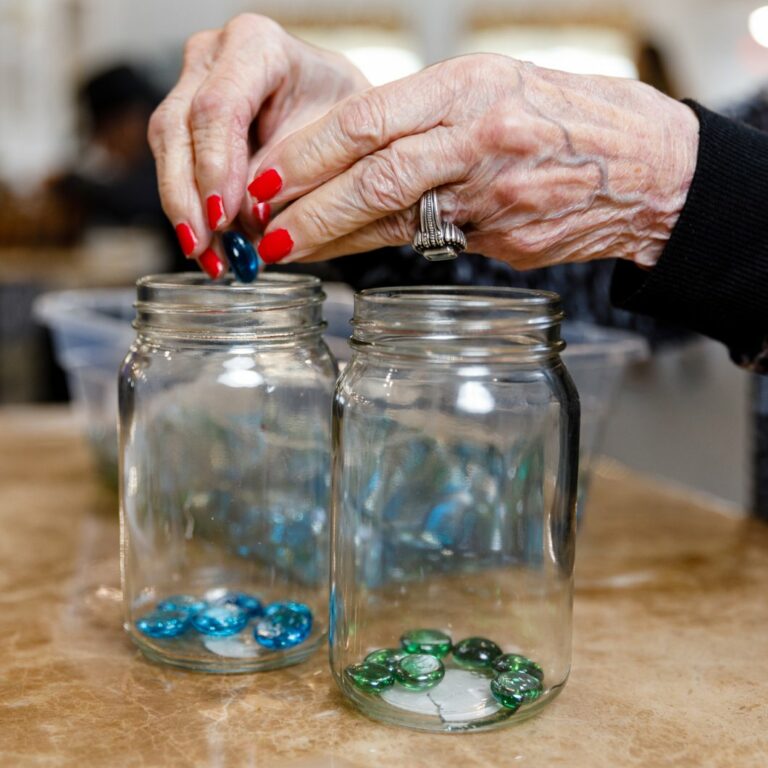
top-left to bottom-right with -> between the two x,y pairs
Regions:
344,628 -> 544,713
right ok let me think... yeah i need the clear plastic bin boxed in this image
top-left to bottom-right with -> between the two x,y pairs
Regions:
34,286 -> 647,507
559,322 -> 648,515
34,289 -> 135,485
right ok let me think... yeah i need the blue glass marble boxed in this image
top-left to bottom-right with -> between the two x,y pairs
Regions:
254,602 -> 312,650
222,230 -> 260,283
264,601 -> 312,621
214,591 -> 263,617
191,604 -> 249,637
136,609 -> 189,638
156,595 -> 207,616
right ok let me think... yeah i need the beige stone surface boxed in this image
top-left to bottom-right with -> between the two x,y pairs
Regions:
0,406 -> 766,767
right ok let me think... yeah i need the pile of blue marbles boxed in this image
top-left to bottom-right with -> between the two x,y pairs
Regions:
136,592 -> 313,650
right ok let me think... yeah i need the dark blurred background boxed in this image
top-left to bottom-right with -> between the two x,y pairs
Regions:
3,0 -> 768,510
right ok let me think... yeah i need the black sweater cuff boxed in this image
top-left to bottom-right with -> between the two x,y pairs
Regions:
611,101 -> 768,371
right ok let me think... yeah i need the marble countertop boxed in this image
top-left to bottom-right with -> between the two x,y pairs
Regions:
1,406 -> 766,768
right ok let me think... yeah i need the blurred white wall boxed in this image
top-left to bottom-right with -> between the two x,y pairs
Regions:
602,339 -> 751,510
4,0 -> 768,182
66,0 -> 768,101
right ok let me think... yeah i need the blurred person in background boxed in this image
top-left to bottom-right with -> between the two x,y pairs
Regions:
0,63 -> 176,259
0,64 -> 177,403
726,89 -> 768,519
48,63 -> 185,270
52,65 -> 159,226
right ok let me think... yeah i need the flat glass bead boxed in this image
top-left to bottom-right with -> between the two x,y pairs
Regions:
156,595 -> 207,616
254,603 -> 312,650
214,591 -> 263,617
364,648 -> 409,671
222,231 -> 260,283
400,628 -> 452,658
345,662 -> 395,693
136,609 -> 189,638
452,637 -> 502,669
490,671 -> 543,709
190,604 -> 249,637
492,653 -> 544,682
395,653 -> 445,690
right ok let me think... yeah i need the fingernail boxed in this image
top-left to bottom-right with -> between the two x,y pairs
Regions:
198,247 -> 226,280
258,228 -> 294,264
206,194 -> 225,230
222,230 -> 260,283
252,202 -> 271,228
175,222 -> 197,256
248,169 -> 282,201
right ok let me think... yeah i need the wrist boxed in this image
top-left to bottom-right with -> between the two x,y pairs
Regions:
631,97 -> 699,268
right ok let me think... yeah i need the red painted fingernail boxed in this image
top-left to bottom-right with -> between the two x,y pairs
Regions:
252,202 -> 271,228
198,248 -> 225,280
248,169 -> 282,201
175,222 -> 197,256
258,228 -> 294,263
206,194 -> 225,230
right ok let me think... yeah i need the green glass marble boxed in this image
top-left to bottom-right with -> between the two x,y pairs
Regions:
490,671 -> 543,709
364,648 -> 409,671
491,653 -> 544,682
452,637 -> 502,669
345,662 -> 395,694
394,653 -> 445,691
399,628 -> 452,658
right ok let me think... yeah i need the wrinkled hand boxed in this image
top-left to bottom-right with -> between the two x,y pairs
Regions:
148,14 -> 369,264
250,54 -> 699,269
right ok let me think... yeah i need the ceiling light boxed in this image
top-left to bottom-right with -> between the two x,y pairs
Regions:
749,6 -> 768,48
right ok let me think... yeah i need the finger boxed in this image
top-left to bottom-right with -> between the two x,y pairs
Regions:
256,127 -> 470,264
196,243 -> 227,281
148,29 -> 220,258
276,203 -> 479,265
188,15 -> 289,234
280,209 -> 418,263
247,64 -> 458,205
237,111 -> 320,231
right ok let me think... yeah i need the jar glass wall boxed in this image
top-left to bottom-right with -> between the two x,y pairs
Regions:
119,274 -> 336,673
330,287 -> 579,732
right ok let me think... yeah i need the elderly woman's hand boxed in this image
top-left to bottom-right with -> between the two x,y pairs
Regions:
250,54 -> 699,269
147,14 -> 369,269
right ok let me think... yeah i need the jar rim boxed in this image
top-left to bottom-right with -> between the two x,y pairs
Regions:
134,272 -> 326,341
137,272 -> 321,299
357,285 -> 561,308
351,285 -> 565,362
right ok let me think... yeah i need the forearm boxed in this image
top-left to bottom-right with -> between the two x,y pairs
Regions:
611,102 -> 768,372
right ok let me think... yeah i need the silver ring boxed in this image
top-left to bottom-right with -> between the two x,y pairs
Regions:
411,189 -> 467,261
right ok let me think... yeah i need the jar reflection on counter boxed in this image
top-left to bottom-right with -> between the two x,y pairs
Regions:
119,273 -> 337,673
330,287 -> 580,732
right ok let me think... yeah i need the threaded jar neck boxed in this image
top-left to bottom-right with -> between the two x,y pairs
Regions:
351,286 -> 565,362
134,273 -> 326,342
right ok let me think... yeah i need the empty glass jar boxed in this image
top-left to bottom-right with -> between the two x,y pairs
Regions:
330,287 -> 579,732
119,273 -> 336,672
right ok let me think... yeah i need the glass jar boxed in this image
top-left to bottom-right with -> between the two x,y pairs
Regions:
330,287 -> 579,732
119,273 -> 336,672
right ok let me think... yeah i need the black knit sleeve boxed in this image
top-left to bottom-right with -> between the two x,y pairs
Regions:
611,101 -> 768,373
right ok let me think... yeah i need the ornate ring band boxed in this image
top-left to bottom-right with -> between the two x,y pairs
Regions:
411,189 -> 467,262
